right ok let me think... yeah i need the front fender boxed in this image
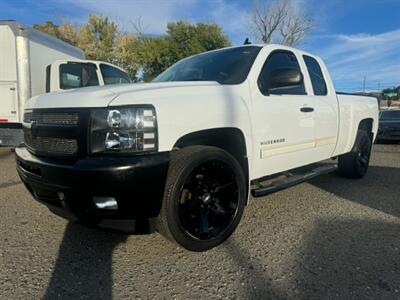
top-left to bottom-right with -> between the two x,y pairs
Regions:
110,84 -> 254,170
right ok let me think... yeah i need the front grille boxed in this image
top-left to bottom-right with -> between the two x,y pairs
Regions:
24,135 -> 78,156
23,109 -> 89,158
24,111 -> 79,125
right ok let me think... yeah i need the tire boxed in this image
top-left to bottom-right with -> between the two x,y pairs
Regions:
337,128 -> 372,178
157,146 -> 247,252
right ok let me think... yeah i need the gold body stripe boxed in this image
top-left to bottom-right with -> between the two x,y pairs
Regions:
260,136 -> 337,158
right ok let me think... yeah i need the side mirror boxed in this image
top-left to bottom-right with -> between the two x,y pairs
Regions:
265,68 -> 303,93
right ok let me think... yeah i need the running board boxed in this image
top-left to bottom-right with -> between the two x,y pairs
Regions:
251,164 -> 337,198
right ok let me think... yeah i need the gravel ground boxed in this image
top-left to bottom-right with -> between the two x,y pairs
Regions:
0,144 -> 399,299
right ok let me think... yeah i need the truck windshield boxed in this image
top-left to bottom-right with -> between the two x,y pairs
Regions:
153,46 -> 262,84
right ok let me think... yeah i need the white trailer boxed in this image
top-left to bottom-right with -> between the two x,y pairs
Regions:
0,21 -> 85,125
0,21 -> 132,146
0,20 -> 84,146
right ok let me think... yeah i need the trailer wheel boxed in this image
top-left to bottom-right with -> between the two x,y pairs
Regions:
157,146 -> 247,252
338,128 -> 372,178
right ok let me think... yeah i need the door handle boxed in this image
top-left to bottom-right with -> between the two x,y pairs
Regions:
300,107 -> 314,113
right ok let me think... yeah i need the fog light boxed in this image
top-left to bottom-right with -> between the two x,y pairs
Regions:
93,196 -> 118,210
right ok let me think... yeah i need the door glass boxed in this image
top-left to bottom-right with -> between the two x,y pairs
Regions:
100,64 -> 131,85
59,63 -> 99,89
303,55 -> 327,96
258,51 -> 305,95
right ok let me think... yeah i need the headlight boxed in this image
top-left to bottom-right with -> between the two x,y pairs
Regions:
90,106 -> 157,153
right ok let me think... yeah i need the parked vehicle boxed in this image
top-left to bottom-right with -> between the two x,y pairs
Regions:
0,21 -> 131,146
376,109 -> 400,143
16,44 -> 379,251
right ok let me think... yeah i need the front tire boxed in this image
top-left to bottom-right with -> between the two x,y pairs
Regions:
338,128 -> 372,178
157,146 -> 247,252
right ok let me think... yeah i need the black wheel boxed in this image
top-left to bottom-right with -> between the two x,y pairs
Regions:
157,146 -> 247,252
338,129 -> 372,178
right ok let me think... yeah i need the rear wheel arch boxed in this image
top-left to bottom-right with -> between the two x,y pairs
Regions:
357,118 -> 374,144
358,118 -> 373,133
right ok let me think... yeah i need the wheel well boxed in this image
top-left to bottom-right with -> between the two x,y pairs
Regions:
173,128 -> 249,185
358,118 -> 373,133
358,118 -> 374,140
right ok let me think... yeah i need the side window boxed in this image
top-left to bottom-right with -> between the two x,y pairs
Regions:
100,64 -> 131,85
45,65 -> 51,93
303,55 -> 327,96
59,63 -> 99,90
258,51 -> 306,95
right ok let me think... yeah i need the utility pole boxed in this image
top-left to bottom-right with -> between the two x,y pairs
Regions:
362,76 -> 366,93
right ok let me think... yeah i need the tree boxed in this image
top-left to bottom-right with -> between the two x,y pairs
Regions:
33,21 -> 64,41
34,16 -> 140,79
250,0 -> 313,46
76,15 -> 118,62
33,17 -> 231,82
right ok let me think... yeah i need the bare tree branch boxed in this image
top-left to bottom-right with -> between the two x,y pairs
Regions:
250,0 -> 313,46
131,16 -> 149,37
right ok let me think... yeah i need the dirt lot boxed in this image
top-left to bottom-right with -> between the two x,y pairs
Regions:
0,144 -> 399,299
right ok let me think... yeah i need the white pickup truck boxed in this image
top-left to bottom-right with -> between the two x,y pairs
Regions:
16,44 -> 379,251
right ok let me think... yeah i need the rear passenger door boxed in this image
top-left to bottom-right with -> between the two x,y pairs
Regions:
303,55 -> 339,160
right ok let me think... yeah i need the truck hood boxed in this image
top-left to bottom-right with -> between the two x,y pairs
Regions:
26,81 -> 220,109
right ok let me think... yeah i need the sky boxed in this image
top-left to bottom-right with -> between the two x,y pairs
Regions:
1,0 -> 400,92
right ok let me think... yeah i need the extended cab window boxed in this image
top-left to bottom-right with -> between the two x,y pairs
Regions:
59,63 -> 99,89
100,64 -> 131,85
303,55 -> 327,96
258,51 -> 306,95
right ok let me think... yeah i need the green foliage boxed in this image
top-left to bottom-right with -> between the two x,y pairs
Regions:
33,16 -> 231,82
33,21 -> 63,41
78,15 -> 117,61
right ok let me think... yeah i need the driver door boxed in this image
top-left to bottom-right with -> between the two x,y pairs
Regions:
251,50 -> 316,178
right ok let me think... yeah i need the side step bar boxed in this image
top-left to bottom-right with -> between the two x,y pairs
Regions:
251,164 -> 337,198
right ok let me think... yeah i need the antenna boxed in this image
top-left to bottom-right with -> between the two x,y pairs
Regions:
243,38 -> 251,45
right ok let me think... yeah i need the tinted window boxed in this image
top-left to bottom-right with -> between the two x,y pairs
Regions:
380,110 -> 400,120
100,64 -> 131,85
303,55 -> 327,96
59,63 -> 99,89
45,65 -> 51,93
154,46 -> 262,84
258,51 -> 305,95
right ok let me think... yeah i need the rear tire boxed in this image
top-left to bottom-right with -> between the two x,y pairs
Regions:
338,129 -> 372,178
157,146 -> 247,252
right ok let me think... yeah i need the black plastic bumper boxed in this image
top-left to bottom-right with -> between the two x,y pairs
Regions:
16,147 -> 170,227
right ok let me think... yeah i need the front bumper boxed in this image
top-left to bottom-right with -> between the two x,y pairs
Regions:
16,147 -> 170,229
